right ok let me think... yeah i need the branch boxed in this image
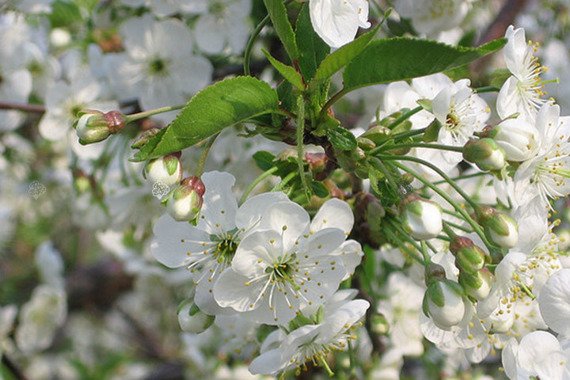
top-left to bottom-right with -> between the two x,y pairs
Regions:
471,0 -> 532,76
0,102 -> 45,114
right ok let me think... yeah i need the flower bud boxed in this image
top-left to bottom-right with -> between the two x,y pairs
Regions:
144,153 -> 182,187
477,207 -> 519,248
401,194 -> 443,240
371,313 -> 390,335
422,280 -> 466,330
177,301 -> 214,334
459,268 -> 493,300
165,176 -> 205,222
450,237 -> 487,274
486,119 -> 539,162
74,110 -> 126,145
463,138 -> 506,171
305,153 -> 328,174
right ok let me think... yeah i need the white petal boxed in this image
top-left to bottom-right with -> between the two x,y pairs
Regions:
235,192 -> 288,231
198,171 -> 238,234
213,268 -> 262,312
310,198 -> 354,235
258,201 -> 309,252
232,229 -> 283,277
151,214 -> 210,268
538,269 -> 570,336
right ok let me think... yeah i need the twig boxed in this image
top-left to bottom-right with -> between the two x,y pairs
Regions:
0,101 -> 45,114
471,0 -> 532,76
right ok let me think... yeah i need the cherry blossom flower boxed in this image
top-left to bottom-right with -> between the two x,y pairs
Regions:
249,292 -> 369,375
309,0 -> 370,48
152,171 -> 288,315
213,198 -> 361,325
497,26 -> 548,122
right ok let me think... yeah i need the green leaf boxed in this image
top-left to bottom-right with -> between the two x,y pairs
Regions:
343,37 -> 507,92
133,77 -> 279,161
313,25 -> 379,83
253,151 -> 276,171
327,125 -> 358,151
263,0 -> 299,60
262,49 -> 305,90
50,0 -> 82,27
311,180 -> 329,198
295,4 -> 329,80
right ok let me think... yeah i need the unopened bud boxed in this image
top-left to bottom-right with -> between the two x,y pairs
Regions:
177,301 -> 214,334
422,280 -> 466,330
357,137 -> 376,151
144,153 -> 182,187
425,262 -> 447,284
305,153 -> 328,173
450,237 -> 487,274
463,138 -> 506,171
477,207 -> 519,248
488,119 -> 539,162
74,110 -> 126,145
371,313 -> 390,335
166,176 -> 205,222
401,194 -> 443,240
459,268 -> 493,300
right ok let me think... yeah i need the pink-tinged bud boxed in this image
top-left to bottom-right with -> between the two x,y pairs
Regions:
166,176 -> 205,222
177,301 -> 214,334
463,138 -> 506,171
305,153 -> 328,173
477,207 -> 519,248
401,194 -> 443,240
450,237 -> 488,274
144,153 -> 182,187
74,110 -> 126,145
422,279 -> 466,330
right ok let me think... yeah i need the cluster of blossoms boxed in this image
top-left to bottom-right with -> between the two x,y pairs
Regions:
3,0 -> 570,379
152,170 -> 368,375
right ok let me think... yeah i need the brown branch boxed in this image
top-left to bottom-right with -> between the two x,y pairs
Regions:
0,102 -> 45,114
476,0 -> 532,46
471,0 -> 532,77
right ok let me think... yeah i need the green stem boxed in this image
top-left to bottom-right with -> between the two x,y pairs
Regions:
243,15 -> 271,76
368,158 -> 399,192
432,172 -> 486,186
125,104 -> 185,122
371,127 -> 427,151
442,222 -> 459,239
272,171 -> 296,191
474,86 -> 500,93
319,355 -> 335,377
384,225 -> 425,265
386,106 -> 423,129
444,220 -> 472,234
386,160 -> 493,250
296,96 -> 311,202
385,219 -> 427,265
420,241 -> 431,263
195,134 -> 218,177
240,167 -> 278,204
319,88 -> 349,119
373,142 -> 464,155
377,154 -> 479,211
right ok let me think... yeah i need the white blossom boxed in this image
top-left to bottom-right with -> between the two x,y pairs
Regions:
309,0 -> 370,48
